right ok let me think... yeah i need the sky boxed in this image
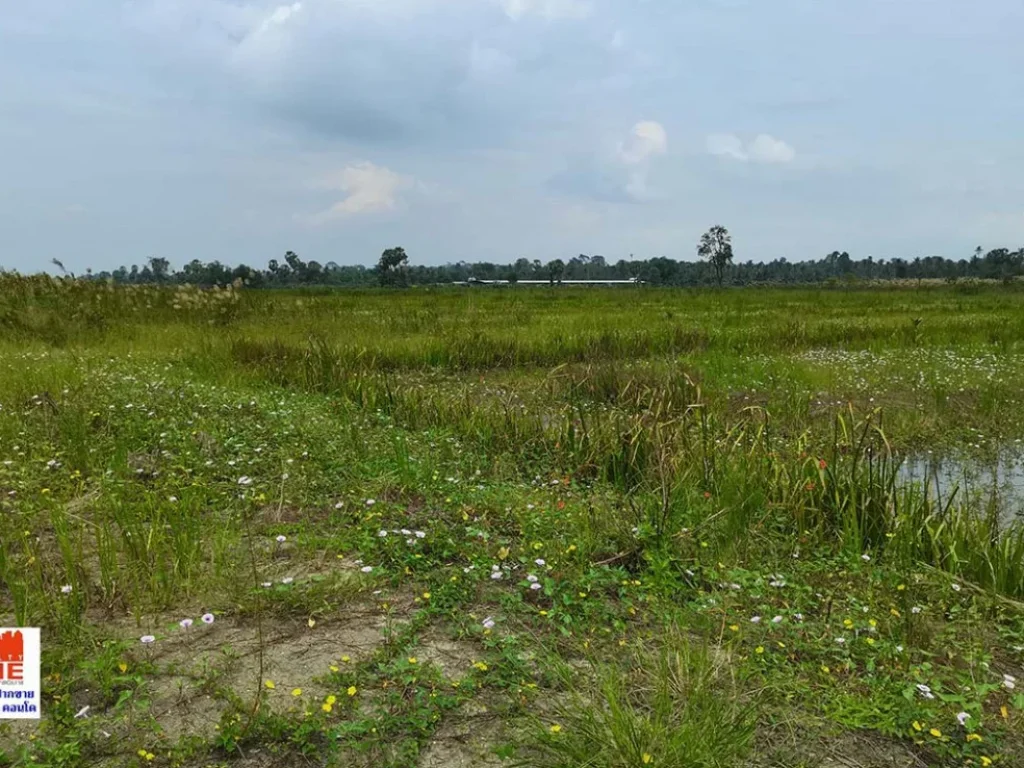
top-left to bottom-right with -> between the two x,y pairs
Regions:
3,0 -> 1024,273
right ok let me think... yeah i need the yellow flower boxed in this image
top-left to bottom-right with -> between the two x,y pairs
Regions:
865,638 -> 876,646
843,619 -> 854,628
118,662 -> 128,673
307,618 -> 316,628
498,546 -> 510,560
326,695 -> 337,705
890,608 -> 901,617
292,688 -> 302,697
330,665 -> 339,672
341,655 -> 351,663
980,758 -> 992,767
322,702 -> 333,713
755,646 -> 765,654
408,657 -> 418,665
897,584 -> 906,591
1000,706 -> 1008,720
729,625 -> 739,632
264,680 -> 276,690
642,754 -> 653,765
566,545 -> 577,553
145,753 -> 154,762
868,619 -> 877,628
929,728 -> 942,738
549,724 -> 562,734
821,666 -> 830,674
578,592 -> 587,598
473,661 -> 489,672
966,734 -> 982,743
347,686 -> 357,696
422,592 -> 431,600
912,721 -> 922,732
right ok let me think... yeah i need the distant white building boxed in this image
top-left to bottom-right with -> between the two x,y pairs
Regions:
454,277 -> 643,286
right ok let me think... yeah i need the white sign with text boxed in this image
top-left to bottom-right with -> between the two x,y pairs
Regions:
0,628 -> 41,719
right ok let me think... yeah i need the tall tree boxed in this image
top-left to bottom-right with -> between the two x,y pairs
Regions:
698,225 -> 734,287
377,247 -> 409,286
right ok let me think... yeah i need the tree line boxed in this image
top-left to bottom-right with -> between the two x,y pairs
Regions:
75,230 -> 1024,288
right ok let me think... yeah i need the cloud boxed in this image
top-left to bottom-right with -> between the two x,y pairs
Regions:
301,162 -> 414,224
618,120 -> 668,165
549,120 -> 668,203
499,0 -> 592,21
257,3 -> 303,36
707,133 -> 796,164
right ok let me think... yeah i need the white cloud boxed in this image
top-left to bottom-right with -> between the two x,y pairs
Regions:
618,120 -> 668,165
747,134 -> 796,164
500,0 -> 591,21
257,2 -> 302,36
706,133 -> 795,164
302,162 -> 413,224
468,41 -> 515,81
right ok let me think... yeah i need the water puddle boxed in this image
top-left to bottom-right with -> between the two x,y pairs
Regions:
898,452 -> 1024,525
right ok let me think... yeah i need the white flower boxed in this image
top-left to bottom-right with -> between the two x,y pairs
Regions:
74,705 -> 90,719
769,580 -> 786,588
378,530 -> 388,537
527,574 -> 539,583
490,572 -> 503,580
835,637 -> 846,644
491,565 -> 500,571
956,712 -> 970,726
911,606 -> 922,614
276,535 -> 287,543
334,501 -> 344,509
237,476 -> 253,486
281,577 -> 294,584
179,618 -> 193,629
916,684 -> 935,700
482,617 -> 495,629
401,529 -> 412,536
750,616 -> 762,623
60,584 -> 73,594
415,531 -> 426,539
140,635 -> 156,644
530,583 -> 542,591
896,645 -> 904,653
772,616 -> 783,624
262,582 -> 272,588
794,613 -> 804,621
535,558 -> 546,566
1004,674 -> 1017,690
201,613 -> 215,625
360,566 -> 373,573
168,496 -> 178,502
861,554 -> 871,562
365,499 -> 376,506
951,583 -> 962,592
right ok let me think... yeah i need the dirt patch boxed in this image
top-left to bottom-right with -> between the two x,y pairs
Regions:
414,630 -> 481,680
417,696 -> 509,768
753,720 -> 925,768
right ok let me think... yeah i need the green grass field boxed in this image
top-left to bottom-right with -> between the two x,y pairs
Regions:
2,276 -> 1024,768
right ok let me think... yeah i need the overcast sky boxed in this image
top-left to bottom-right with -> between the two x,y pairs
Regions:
3,0 -> 1024,273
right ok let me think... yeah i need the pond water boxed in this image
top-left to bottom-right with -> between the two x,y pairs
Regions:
898,452 -> 1024,525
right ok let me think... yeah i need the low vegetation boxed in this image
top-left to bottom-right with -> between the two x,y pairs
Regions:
1,276 -> 1023,767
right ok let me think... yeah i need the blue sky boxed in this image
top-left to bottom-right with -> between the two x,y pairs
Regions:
3,0 -> 1023,273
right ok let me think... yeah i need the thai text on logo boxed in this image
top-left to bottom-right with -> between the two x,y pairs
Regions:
0,628 -> 41,719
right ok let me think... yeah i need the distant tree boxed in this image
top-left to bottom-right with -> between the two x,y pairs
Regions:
698,225 -> 734,287
547,258 -> 566,285
148,256 -> 170,282
377,247 -> 409,287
